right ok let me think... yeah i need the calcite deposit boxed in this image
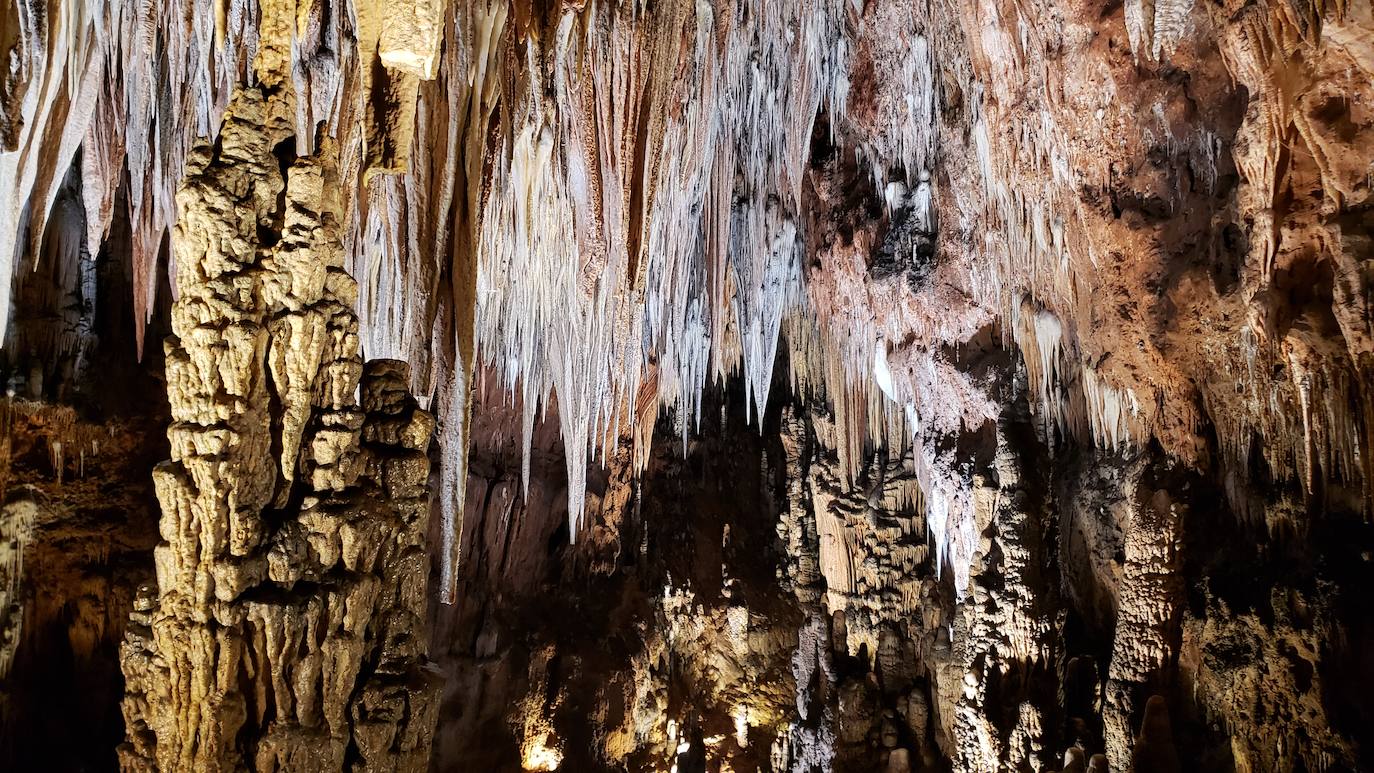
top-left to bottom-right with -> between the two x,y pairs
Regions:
116,89 -> 441,771
0,0 -> 1371,771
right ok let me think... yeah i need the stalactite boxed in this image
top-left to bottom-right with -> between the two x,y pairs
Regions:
0,2 -> 1370,768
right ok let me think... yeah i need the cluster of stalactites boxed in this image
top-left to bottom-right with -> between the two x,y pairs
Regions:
0,0 -> 453,353
983,0 -> 1374,519
11,0 -> 1368,609
1,0 -> 959,596
459,0 -> 849,540
0,0 -> 253,355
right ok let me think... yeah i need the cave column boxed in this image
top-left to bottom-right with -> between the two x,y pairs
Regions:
950,412 -> 1060,772
117,88 -> 440,772
1102,488 -> 1185,771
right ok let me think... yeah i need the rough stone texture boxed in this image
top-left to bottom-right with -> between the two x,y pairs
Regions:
115,89 -> 439,772
0,0 -> 1371,771
1102,489 -> 1185,771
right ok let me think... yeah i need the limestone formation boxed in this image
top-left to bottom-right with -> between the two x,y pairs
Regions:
0,0 -> 1370,771
1102,490 -> 1185,771
116,90 -> 439,772
0,498 -> 35,681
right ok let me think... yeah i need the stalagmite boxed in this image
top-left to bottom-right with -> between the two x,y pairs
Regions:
950,406 -> 1059,772
1102,489 -> 1184,772
0,500 -> 36,680
116,89 -> 439,771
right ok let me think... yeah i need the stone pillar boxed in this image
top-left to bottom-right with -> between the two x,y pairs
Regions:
118,88 -> 439,772
1102,489 -> 1184,772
